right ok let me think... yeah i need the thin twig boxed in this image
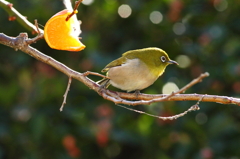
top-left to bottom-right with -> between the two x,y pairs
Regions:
195,94 -> 206,106
151,72 -> 209,102
156,94 -> 204,120
177,73 -> 209,94
34,19 -> 41,34
25,20 -> 44,44
73,0 -> 83,11
60,77 -> 72,111
66,0 -> 83,21
116,104 -> 200,120
0,0 -> 44,33
83,71 -> 110,79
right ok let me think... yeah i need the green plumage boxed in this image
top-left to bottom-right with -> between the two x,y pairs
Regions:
98,47 -> 178,92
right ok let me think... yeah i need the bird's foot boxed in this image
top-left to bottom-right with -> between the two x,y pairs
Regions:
98,84 -> 107,94
134,90 -> 141,99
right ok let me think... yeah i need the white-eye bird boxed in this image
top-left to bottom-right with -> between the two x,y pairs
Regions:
98,47 -> 178,92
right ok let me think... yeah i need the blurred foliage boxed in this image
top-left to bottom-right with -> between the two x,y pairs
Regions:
1,0 -> 240,158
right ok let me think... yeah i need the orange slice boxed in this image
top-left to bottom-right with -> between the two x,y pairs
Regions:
44,9 -> 85,52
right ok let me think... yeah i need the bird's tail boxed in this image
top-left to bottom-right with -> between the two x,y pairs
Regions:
96,78 -> 111,88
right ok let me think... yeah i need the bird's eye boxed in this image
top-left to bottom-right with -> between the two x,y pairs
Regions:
161,56 -> 166,62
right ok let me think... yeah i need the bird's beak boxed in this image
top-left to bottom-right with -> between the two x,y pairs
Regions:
167,60 -> 179,65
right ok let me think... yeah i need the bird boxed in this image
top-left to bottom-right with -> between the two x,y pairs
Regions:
98,47 -> 178,92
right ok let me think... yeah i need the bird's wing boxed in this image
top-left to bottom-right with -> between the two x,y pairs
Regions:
101,57 -> 127,72
122,50 -> 138,58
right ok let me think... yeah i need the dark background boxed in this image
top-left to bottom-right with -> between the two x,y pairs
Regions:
1,0 -> 240,158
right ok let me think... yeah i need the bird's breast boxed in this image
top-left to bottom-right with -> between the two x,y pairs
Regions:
107,58 -> 159,92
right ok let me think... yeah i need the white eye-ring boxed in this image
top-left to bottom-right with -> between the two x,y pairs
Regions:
161,56 -> 166,62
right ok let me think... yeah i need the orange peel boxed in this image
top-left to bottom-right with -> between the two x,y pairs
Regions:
44,9 -> 85,52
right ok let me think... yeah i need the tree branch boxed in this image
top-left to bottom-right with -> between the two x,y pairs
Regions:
60,77 -> 72,112
116,103 -> 200,120
1,32 -> 240,107
0,0 -> 44,34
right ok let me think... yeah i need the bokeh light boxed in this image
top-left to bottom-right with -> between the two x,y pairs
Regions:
214,0 -> 228,12
232,82 -> 240,93
82,0 -> 94,5
162,82 -> 179,94
200,147 -> 213,159
105,143 -> 121,158
118,4 -> 132,18
173,22 -> 186,35
12,107 -> 31,122
176,55 -> 191,68
208,25 -> 223,39
195,113 -> 208,125
149,11 -> 163,24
